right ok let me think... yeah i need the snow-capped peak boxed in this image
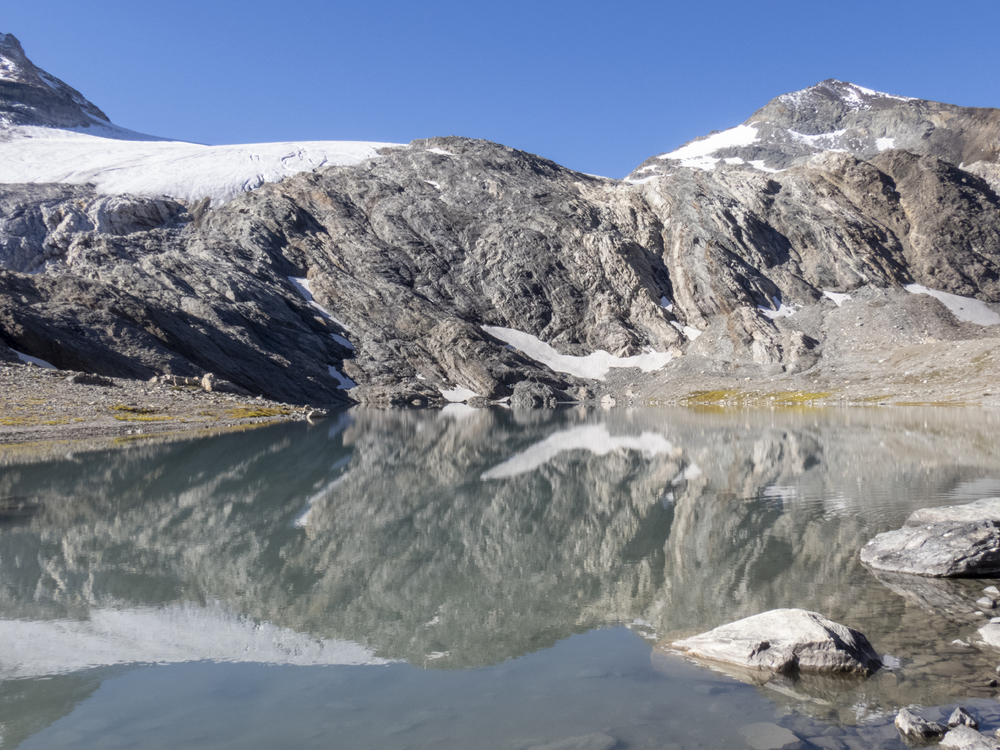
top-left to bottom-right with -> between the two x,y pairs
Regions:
0,32 -> 404,205
776,79 -> 916,112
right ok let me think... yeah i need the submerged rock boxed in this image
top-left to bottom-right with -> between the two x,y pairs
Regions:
895,707 -> 947,742
670,609 -> 881,674
738,722 -> 803,750
861,520 -> 1000,577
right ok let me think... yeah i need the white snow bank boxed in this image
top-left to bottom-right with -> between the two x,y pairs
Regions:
440,385 -> 480,402
0,601 -> 388,678
876,137 -> 896,151
13,349 -> 56,369
670,321 -> 702,340
904,284 -> 1000,326
823,290 -> 851,307
481,425 -> 673,480
758,296 -> 800,319
0,124 -> 400,205
482,325 -> 671,380
657,124 -> 759,170
328,365 -> 356,390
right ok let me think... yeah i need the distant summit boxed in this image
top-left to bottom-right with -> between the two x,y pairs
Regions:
0,32 -> 110,129
629,79 -> 1000,180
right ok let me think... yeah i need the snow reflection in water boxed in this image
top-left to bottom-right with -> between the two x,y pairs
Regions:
1,405 -> 1000,749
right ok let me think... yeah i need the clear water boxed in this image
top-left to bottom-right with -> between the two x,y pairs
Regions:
1,406 -> 1000,749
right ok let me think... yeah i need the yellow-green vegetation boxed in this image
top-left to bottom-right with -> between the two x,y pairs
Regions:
681,389 -> 834,409
111,404 -> 158,415
682,389 -> 740,405
113,414 -> 174,422
225,407 -> 292,419
768,391 -> 833,404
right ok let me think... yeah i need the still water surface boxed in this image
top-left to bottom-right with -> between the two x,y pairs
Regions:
2,406 -> 1000,748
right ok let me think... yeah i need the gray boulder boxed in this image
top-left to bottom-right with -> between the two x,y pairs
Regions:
895,708 -> 947,742
860,520 -> 1000,577
950,708 -> 980,730
670,609 -> 881,674
940,725 -> 1000,749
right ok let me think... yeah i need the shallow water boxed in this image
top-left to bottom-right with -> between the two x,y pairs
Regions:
2,406 -> 1000,749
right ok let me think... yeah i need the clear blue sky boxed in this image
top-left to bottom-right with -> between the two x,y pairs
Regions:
6,1 -> 1000,178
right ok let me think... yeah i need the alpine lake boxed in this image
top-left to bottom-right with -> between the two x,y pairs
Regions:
2,404 -> 1000,750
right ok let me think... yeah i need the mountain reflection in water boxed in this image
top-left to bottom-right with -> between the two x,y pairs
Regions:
2,405 -> 1000,742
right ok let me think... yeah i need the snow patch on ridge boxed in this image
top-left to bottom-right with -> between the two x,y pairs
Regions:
758,297 -> 800,319
657,124 -> 760,170
904,284 -> 1000,326
481,425 -> 673,480
823,291 -> 852,307
482,325 -> 671,379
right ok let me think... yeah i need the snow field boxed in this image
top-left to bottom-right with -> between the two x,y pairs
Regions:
904,284 -> 1000,326
0,124 -> 401,205
481,325 -> 671,380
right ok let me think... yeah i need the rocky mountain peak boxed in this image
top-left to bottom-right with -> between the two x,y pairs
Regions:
757,79 -> 917,131
628,79 -> 1000,180
0,31 -> 110,130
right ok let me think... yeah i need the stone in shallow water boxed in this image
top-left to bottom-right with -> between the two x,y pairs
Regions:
895,707 -> 947,742
950,707 -> 981,729
940,724 -> 1000,749
860,520 -> 1000,577
670,609 -> 881,674
739,722 -> 803,750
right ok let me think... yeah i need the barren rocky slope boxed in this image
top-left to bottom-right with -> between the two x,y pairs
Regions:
1,35 -> 998,413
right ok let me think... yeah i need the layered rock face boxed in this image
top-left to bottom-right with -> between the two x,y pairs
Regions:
0,33 -> 110,130
0,36 -> 998,405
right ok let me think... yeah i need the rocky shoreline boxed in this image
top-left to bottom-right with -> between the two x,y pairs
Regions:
0,361 -> 322,450
3,339 -> 1000,449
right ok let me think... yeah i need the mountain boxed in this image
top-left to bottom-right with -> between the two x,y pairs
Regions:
0,34 -> 998,407
0,32 -> 110,130
629,79 -> 1000,180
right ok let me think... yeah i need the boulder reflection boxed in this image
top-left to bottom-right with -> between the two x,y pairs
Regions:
1,406 -> 1000,715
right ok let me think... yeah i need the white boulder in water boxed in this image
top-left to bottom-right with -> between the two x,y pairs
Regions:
670,609 -> 881,675
861,499 -> 1000,577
